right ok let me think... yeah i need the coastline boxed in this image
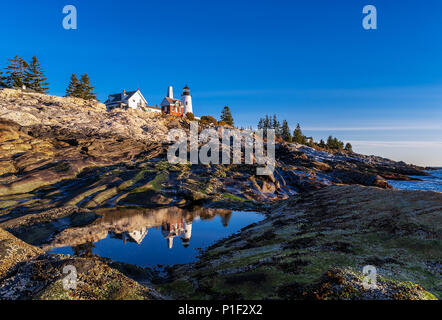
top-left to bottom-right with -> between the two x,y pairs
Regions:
0,89 -> 440,300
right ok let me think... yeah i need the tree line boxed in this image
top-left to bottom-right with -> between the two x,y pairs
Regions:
197,110 -> 353,153
0,55 -> 49,93
0,55 -> 97,100
257,114 -> 353,152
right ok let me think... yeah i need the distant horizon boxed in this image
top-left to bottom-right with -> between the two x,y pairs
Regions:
1,0 -> 441,167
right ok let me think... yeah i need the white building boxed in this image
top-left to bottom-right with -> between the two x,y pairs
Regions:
180,221 -> 193,248
161,219 -> 193,249
160,85 -> 194,116
104,89 -> 161,112
122,228 -> 148,245
181,85 -> 193,114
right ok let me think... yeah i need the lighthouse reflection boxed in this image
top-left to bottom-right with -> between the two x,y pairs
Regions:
161,219 -> 192,249
48,207 -> 263,266
100,207 -> 231,249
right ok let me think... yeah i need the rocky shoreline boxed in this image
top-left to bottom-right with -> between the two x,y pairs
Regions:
0,89 -> 440,300
156,185 -> 440,300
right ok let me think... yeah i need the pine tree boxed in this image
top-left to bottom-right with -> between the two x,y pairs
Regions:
318,139 -> 326,148
24,56 -> 49,93
327,136 -> 334,149
281,120 -> 292,142
263,115 -> 270,130
272,115 -> 277,129
272,114 -> 281,137
0,70 -> 7,87
326,136 -> 344,150
65,74 -> 81,97
338,140 -> 344,150
344,142 -> 353,152
79,73 -> 97,100
220,106 -> 234,126
5,55 -> 28,88
333,137 -> 340,149
293,123 -> 305,144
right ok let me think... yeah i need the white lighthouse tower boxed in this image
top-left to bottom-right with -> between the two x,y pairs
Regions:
181,85 -> 193,114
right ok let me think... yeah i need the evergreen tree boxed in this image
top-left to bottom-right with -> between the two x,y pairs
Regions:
281,120 -> 292,142
318,139 -> 326,148
272,114 -> 281,137
5,55 -> 28,88
0,70 -> 7,87
338,140 -> 345,150
263,115 -> 270,130
220,106 -> 234,126
326,136 -> 334,148
333,137 -> 340,149
257,118 -> 264,130
326,136 -> 345,150
293,123 -> 305,144
78,73 -> 97,100
65,74 -> 81,97
344,142 -> 353,152
24,56 -> 49,93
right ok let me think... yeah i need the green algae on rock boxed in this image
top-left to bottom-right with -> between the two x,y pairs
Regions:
0,227 -> 161,300
0,228 -> 43,278
0,254 -> 159,300
156,185 -> 441,300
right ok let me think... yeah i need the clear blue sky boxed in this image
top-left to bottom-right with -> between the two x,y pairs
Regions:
1,0 -> 441,166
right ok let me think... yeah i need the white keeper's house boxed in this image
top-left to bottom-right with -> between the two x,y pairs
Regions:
104,89 -> 162,112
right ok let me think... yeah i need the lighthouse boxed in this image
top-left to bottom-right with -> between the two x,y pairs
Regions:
181,85 -> 193,114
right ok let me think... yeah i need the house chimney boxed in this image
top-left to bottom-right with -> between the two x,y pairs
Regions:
122,89 -> 126,98
167,86 -> 173,99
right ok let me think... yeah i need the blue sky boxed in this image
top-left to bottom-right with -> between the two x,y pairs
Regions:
1,0 -> 441,166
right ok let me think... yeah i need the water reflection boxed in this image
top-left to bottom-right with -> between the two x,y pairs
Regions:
161,219 -> 192,249
47,207 -> 262,266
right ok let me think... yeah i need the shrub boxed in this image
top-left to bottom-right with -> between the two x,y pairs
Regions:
200,115 -> 218,126
185,112 -> 195,121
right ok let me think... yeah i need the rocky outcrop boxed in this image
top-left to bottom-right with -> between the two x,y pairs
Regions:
0,227 -> 160,300
0,228 -> 43,278
0,89 -> 433,221
1,89 -> 439,301
156,185 -> 441,300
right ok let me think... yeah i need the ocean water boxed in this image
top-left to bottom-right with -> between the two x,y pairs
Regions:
388,168 -> 442,192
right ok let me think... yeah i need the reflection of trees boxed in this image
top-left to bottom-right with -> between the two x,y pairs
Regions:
220,212 -> 232,227
73,242 -> 95,257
